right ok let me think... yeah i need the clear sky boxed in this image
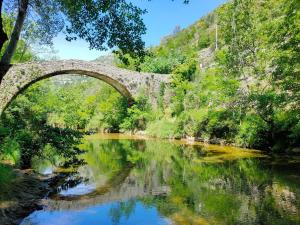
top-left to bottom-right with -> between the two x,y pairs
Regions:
52,0 -> 226,61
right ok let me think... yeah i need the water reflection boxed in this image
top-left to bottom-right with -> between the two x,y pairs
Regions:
22,134 -> 300,225
21,201 -> 171,225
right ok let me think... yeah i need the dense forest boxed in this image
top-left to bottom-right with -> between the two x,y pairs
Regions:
0,0 -> 299,175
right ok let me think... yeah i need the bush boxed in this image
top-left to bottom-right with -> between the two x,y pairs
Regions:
235,115 -> 268,148
120,95 -> 153,133
206,109 -> 238,140
172,59 -> 197,81
179,109 -> 208,137
0,138 -> 21,166
198,31 -> 211,49
146,118 -> 181,139
290,121 -> 300,146
272,110 -> 300,151
0,164 -> 15,190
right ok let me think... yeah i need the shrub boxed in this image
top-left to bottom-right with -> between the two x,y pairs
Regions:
205,109 -> 238,140
235,115 -> 268,148
272,110 -> 300,150
198,31 -> 211,49
179,109 -> 208,137
146,118 -> 181,139
0,138 -> 21,166
0,164 -> 15,190
120,95 -> 153,133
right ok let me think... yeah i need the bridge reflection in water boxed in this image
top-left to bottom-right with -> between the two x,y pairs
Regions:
21,134 -> 300,225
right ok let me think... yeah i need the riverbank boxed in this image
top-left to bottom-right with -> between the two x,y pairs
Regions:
0,165 -> 61,225
122,130 -> 300,155
89,130 -> 243,147
88,130 -> 261,150
84,132 -> 268,162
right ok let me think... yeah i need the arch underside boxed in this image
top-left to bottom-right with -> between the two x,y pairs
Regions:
0,60 -> 170,115
47,70 -> 134,101
0,70 -> 135,114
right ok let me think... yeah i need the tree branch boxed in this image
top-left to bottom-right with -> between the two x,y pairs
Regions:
0,0 -> 29,65
0,0 -> 8,54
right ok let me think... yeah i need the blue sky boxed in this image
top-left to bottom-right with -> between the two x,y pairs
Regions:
52,0 -> 225,61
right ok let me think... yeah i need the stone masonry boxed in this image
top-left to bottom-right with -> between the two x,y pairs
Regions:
0,60 -> 170,114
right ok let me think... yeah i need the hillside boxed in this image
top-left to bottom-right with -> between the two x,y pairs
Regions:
118,0 -> 300,153
117,9 -> 217,73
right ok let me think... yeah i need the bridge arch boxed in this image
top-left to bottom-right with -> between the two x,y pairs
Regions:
0,60 -> 170,114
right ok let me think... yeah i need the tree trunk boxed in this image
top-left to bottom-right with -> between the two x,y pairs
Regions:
0,63 -> 10,83
0,0 -> 8,54
0,0 -> 28,65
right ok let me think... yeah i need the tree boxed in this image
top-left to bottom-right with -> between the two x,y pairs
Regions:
270,0 -> 300,108
0,0 -> 8,52
0,0 -> 147,66
0,13 -> 36,63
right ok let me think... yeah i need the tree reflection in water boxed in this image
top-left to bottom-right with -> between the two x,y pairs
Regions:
21,134 -> 300,225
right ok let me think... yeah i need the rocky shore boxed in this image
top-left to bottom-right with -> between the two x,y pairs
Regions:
0,169 -> 59,225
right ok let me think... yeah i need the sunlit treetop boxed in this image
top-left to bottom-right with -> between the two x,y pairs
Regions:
1,0 -> 148,63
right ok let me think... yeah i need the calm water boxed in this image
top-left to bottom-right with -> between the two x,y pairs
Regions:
21,134 -> 300,225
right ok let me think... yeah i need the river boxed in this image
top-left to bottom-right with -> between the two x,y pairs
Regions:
19,133 -> 300,225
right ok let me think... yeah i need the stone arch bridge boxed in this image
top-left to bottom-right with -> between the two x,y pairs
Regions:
0,60 -> 170,114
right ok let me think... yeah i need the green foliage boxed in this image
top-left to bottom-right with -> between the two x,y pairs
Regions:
1,0 -> 298,162
178,109 -> 208,137
0,13 -> 36,63
207,109 -> 238,139
0,164 -> 15,190
270,0 -> 300,105
119,0 -> 299,152
94,87 -> 128,132
120,95 -> 153,132
157,83 -> 166,111
37,78 -> 128,131
1,79 -> 83,168
198,30 -> 211,49
235,114 -> 268,148
169,60 -> 197,116
172,59 -> 197,81
216,0 -> 299,149
1,0 -> 148,64
42,77 -> 155,134
0,138 -> 20,166
146,118 -> 181,139
117,50 -> 190,74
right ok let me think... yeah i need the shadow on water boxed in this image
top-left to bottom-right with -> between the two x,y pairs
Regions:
0,165 -> 51,225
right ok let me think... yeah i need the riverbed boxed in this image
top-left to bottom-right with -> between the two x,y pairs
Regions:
3,133 -> 300,225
